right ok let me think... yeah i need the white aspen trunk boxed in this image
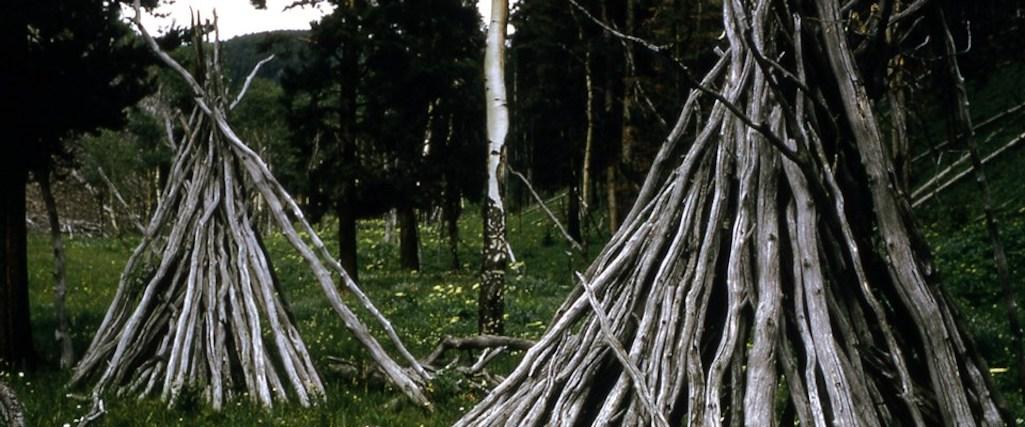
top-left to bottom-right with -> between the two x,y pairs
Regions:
480,0 -> 511,335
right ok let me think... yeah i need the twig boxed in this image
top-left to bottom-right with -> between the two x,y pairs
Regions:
911,101 -> 1025,164
508,167 -> 585,253
96,166 -> 146,234
891,0 -> 930,25
424,334 -> 535,367
230,54 -> 275,110
912,131 -> 1025,207
75,395 -> 106,427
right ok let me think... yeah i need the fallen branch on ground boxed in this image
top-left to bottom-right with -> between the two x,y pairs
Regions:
424,334 -> 535,367
328,334 -> 535,391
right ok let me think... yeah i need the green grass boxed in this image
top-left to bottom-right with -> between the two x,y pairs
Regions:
9,204 -> 601,426
924,208 -> 1025,417
913,59 -> 1025,419
9,60 -> 1025,425
9,180 -> 1025,425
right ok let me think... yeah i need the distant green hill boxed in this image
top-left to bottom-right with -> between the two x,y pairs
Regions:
220,30 -> 310,87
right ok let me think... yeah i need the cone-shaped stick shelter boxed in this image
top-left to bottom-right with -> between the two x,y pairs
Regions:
456,0 -> 1007,425
71,8 -> 430,410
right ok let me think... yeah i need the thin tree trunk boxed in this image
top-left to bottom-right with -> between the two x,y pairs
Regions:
605,165 -> 619,234
398,206 -> 420,271
480,0 -> 511,335
38,169 -> 74,369
0,166 -> 34,371
568,175 -> 583,245
383,208 -> 397,245
578,18 -> 596,217
443,180 -> 462,271
618,0 -> 639,223
337,201 -> 358,282
934,7 -> 1025,397
600,2 -> 622,235
337,5 -> 361,282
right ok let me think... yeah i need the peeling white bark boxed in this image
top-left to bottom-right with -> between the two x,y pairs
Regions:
480,0 -> 512,335
484,0 -> 509,209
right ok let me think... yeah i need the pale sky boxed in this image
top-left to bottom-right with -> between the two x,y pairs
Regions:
132,0 -> 496,40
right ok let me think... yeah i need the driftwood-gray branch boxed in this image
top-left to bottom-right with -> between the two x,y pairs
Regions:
424,335 -> 535,367
230,54 -> 275,110
910,101 -> 1025,164
507,167 -> 584,253
912,130 -> 1025,207
455,0 -> 1007,425
0,380 -> 26,427
71,4 -> 431,418
95,166 -> 146,234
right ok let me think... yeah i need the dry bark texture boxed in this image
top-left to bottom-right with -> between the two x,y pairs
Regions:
455,0 -> 1007,425
70,7 -> 429,411
480,0 -> 512,335
0,379 -> 26,427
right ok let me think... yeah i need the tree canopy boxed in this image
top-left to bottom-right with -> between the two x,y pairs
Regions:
1,0 -> 151,370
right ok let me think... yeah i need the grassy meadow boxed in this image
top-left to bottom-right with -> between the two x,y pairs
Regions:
10,203 -> 601,426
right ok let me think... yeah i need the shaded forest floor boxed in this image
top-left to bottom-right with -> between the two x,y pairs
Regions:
8,59 -> 1025,427
9,198 -> 1025,425
10,202 -> 604,426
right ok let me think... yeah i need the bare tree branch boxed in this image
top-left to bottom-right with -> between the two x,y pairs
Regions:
424,335 -> 535,367
567,0 -> 804,167
230,54 -> 275,110
913,131 -> 1025,207
507,167 -> 585,253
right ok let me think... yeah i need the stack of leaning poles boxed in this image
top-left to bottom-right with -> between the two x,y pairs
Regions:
70,4 -> 430,415
456,0 -> 1007,425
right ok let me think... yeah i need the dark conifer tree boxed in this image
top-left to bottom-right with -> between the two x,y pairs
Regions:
0,0 -> 150,370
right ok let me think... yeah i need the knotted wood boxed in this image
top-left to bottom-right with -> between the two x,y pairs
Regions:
455,0 -> 1007,425
71,6 -> 430,412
